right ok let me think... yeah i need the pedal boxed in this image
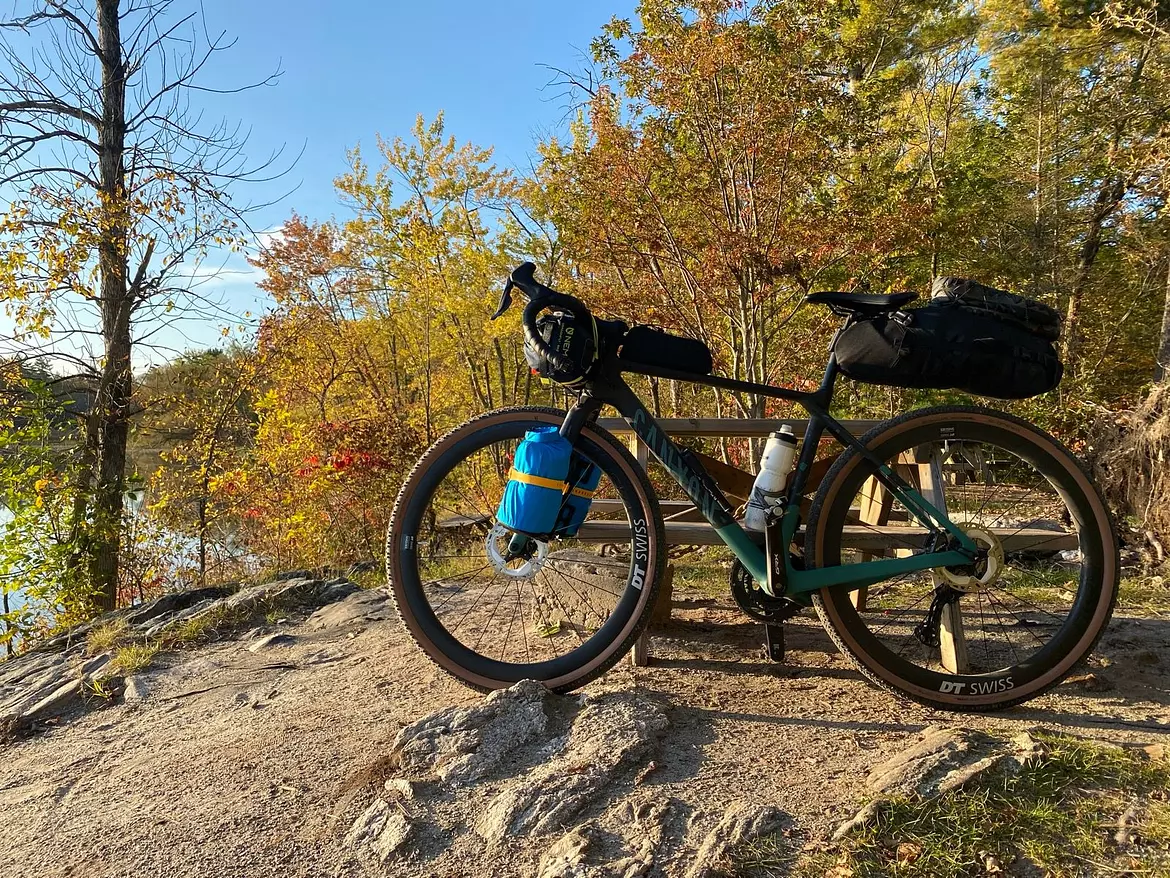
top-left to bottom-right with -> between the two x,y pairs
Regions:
764,624 -> 785,663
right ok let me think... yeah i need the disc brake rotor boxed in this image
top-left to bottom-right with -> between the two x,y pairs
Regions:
936,523 -> 1004,593
485,523 -> 549,580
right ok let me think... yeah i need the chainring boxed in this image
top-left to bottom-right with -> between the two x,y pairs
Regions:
729,559 -> 806,624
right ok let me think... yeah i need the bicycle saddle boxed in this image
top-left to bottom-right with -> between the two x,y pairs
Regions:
805,290 -> 918,317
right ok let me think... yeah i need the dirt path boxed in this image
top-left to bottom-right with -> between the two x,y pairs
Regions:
1,583 -> 1167,878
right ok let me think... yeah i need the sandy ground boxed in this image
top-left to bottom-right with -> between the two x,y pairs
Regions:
0,583 -> 1167,878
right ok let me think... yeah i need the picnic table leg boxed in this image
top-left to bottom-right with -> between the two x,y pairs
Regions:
631,563 -> 673,667
915,447 -> 970,675
853,472 -> 896,611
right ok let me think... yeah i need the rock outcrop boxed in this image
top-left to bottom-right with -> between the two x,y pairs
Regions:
0,576 -> 384,737
343,681 -> 792,876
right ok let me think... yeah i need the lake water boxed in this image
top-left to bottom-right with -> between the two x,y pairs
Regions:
0,506 -> 25,613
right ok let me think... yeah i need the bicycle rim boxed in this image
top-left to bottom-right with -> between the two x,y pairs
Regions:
386,408 -> 662,692
809,407 -> 1118,710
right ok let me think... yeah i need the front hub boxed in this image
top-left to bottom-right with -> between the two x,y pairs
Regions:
485,523 -> 549,580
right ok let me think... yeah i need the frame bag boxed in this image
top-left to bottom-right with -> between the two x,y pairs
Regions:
834,282 -> 1063,400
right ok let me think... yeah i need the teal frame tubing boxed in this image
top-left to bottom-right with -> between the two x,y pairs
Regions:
558,352 -> 979,601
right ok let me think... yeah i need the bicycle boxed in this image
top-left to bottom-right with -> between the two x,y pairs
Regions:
386,263 -> 1119,711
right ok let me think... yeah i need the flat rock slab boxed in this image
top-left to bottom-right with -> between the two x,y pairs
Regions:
307,589 -> 394,630
867,725 -> 1009,798
0,574 -> 362,740
123,587 -> 228,628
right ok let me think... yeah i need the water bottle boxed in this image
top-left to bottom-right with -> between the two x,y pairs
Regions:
744,426 -> 798,531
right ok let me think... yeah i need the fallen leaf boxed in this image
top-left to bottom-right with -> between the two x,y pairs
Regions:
896,842 -> 922,865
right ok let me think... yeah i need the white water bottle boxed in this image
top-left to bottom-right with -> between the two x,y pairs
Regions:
744,426 -> 798,531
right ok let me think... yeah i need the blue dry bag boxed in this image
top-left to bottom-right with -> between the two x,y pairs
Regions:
496,427 -> 572,536
554,456 -> 601,537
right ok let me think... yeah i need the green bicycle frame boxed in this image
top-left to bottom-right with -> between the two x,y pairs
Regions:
559,353 -> 979,600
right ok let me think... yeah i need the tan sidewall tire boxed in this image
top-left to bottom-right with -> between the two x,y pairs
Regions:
809,406 -> 1118,710
386,407 -> 665,693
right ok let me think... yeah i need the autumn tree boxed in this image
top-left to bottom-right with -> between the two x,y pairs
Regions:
0,1 -> 282,610
135,348 -> 258,586
534,0 -> 864,434
0,362 -> 74,650
233,116 -> 533,568
977,0 -> 1170,380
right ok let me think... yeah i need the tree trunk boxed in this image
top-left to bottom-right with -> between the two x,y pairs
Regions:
89,0 -> 130,612
1061,176 -> 1127,371
198,495 -> 208,588
1157,257 -> 1170,384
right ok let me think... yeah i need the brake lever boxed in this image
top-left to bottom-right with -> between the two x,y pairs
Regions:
490,279 -> 515,321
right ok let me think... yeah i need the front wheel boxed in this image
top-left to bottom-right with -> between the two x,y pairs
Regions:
807,405 -> 1119,711
386,406 -> 667,693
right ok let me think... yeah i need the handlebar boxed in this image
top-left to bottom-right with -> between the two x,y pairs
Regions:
494,262 -> 595,381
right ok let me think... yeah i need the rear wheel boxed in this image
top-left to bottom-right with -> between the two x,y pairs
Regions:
386,406 -> 666,692
807,406 -> 1118,711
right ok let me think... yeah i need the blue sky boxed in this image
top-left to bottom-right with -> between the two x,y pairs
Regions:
162,0 -> 638,359
3,1 -> 636,367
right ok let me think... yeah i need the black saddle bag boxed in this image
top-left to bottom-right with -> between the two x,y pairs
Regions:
619,325 -> 714,375
931,277 -> 1063,341
834,299 -> 1063,400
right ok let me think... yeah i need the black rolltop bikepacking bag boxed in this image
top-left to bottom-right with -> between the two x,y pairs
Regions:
833,277 -> 1063,400
618,325 -> 714,375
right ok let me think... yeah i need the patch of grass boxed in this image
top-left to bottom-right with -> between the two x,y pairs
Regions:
784,734 -> 1170,878
82,677 -> 116,700
110,642 -> 159,675
1119,574 -> 1170,614
349,567 -> 386,590
160,603 -> 248,648
735,831 -> 797,878
86,619 -> 130,655
673,549 -> 733,597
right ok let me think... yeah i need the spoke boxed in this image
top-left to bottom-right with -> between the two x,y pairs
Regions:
989,581 -> 1069,626
541,566 -> 612,624
868,588 -> 936,637
983,590 -> 1036,658
987,587 -> 1071,636
538,577 -> 589,646
472,571 -> 515,655
447,569 -> 504,637
513,577 -> 531,664
542,560 -> 626,599
426,562 -> 495,615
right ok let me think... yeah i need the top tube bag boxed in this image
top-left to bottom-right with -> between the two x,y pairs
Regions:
618,325 -> 714,375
